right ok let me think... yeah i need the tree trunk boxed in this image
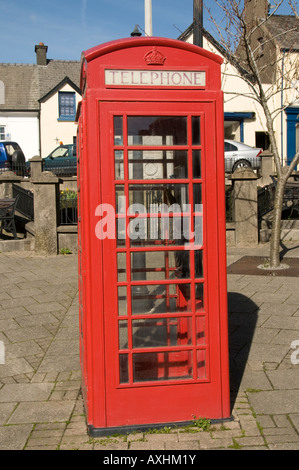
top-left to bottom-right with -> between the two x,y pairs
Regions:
269,176 -> 286,267
269,153 -> 299,268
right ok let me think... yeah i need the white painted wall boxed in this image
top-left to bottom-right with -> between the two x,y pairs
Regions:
0,112 -> 39,160
40,83 -> 80,158
185,33 -> 298,161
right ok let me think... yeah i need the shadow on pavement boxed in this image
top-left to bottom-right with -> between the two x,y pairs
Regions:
227,292 -> 258,410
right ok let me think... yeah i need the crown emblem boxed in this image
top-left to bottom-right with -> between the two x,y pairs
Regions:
144,47 -> 166,66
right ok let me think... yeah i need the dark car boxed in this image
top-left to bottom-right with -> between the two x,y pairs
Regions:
43,144 -> 77,176
0,141 -> 26,175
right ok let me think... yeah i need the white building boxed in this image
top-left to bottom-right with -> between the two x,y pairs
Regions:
179,0 -> 299,165
0,43 -> 81,160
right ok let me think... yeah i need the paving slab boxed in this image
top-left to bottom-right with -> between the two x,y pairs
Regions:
36,354 -> 80,373
0,357 -> 34,378
5,328 -> 53,346
289,414 -> 299,434
0,244 -> 299,450
248,390 -> 299,415
0,424 -> 33,450
0,403 -> 17,425
7,400 -> 75,424
0,383 -> 53,402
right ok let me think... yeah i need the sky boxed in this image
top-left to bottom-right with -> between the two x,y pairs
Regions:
0,0 -> 296,64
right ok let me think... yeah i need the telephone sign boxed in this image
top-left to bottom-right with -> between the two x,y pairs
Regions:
105,69 -> 206,87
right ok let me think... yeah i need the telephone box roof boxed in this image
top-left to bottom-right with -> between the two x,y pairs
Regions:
82,36 -> 223,65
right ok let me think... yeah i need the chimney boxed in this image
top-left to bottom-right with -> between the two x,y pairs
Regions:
193,0 -> 203,47
35,42 -> 48,65
244,0 -> 269,26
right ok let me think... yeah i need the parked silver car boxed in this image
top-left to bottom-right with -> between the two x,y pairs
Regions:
224,139 -> 263,173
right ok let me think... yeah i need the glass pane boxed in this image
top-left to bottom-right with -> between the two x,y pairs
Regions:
115,150 -> 124,180
196,316 -> 206,345
195,283 -> 204,311
115,185 -> 125,213
193,184 -> 202,207
114,116 -> 123,145
130,251 -> 190,281
192,150 -> 201,178
128,150 -> 188,180
131,283 -> 191,315
133,351 -> 192,382
197,350 -> 206,379
129,184 -> 189,212
131,250 -> 175,280
119,354 -> 129,383
129,215 -> 189,247
117,253 -> 126,281
192,116 -> 201,145
127,116 -> 187,146
195,250 -> 203,278
118,286 -> 127,316
116,218 -> 126,247
194,213 -> 203,247
127,250 -> 203,281
132,317 -> 192,348
119,320 -> 128,349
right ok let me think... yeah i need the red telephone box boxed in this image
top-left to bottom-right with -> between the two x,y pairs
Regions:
77,37 -> 230,435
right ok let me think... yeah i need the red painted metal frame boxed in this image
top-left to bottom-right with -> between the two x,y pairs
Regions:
77,37 -> 230,434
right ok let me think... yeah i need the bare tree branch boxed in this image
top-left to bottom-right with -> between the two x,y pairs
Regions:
204,0 -> 299,268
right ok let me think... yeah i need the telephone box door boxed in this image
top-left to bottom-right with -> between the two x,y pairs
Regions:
98,99 -> 229,428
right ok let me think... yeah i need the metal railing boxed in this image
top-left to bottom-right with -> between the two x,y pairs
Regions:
59,191 -> 78,225
258,183 -> 275,219
43,161 -> 77,177
225,186 -> 235,222
12,183 -> 34,221
0,162 -> 28,177
258,180 -> 299,220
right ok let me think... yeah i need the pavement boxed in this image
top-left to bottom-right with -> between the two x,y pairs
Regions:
0,242 -> 299,451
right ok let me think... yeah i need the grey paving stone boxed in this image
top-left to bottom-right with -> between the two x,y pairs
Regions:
289,414 -> 299,434
270,329 -> 299,345
0,318 -> 19,330
0,357 -> 34,378
46,339 -> 79,356
0,424 -> 33,450
0,402 -> 17,425
268,443 -> 299,450
258,303 -> 299,316
37,354 -> 80,373
266,369 -> 299,389
25,302 -> 66,315
8,400 -> 75,424
0,245 -> 299,449
0,306 -> 30,319
248,390 -> 299,414
4,325 -> 53,343
235,370 -> 272,391
246,343 -> 291,363
0,297 -> 39,309
5,287 -> 44,299
0,383 -> 53,402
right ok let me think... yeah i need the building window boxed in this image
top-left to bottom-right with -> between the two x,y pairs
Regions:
0,126 -> 5,141
255,132 -> 270,151
58,92 -> 76,121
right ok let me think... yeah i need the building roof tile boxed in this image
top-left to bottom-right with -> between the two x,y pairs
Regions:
0,57 -> 80,111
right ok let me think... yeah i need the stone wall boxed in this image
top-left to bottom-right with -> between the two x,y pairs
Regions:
1,151 -> 297,254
